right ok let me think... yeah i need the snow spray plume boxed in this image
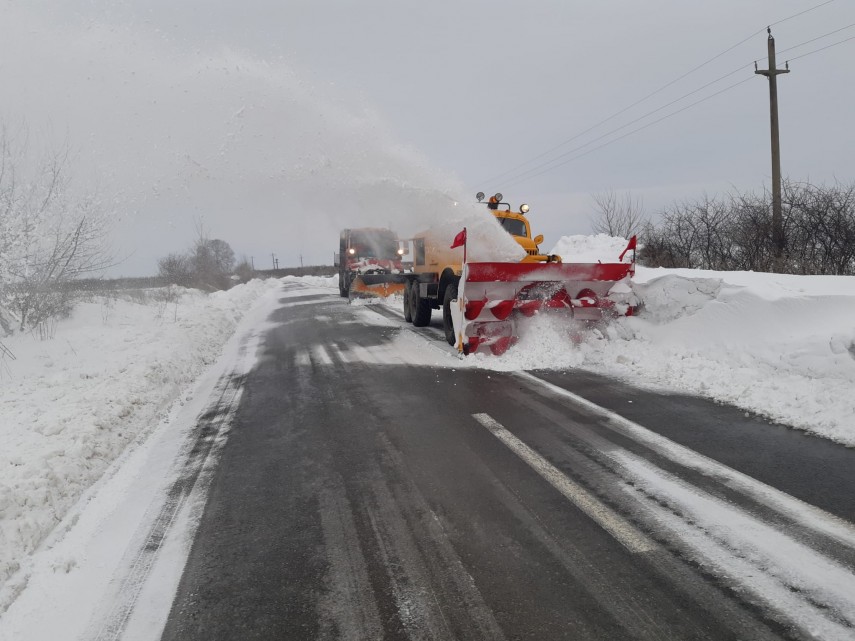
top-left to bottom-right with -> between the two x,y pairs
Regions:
0,6 -> 516,273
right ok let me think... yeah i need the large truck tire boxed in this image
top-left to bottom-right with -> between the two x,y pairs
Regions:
442,281 -> 458,345
403,281 -> 413,322
411,281 -> 432,327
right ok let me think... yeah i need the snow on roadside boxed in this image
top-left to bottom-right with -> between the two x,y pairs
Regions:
0,278 -> 283,600
486,236 -> 855,447
282,274 -> 337,289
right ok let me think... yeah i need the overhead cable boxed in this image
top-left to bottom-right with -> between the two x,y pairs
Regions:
480,0 -> 837,188
785,33 -> 855,61
504,76 -> 756,189
777,21 -> 855,55
491,63 -> 754,188
506,30 -> 855,187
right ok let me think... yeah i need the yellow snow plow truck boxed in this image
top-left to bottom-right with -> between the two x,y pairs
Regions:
401,193 -> 638,355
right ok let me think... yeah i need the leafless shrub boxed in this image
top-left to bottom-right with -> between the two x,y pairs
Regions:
640,180 -> 855,275
0,125 -> 113,332
590,190 -> 647,239
157,225 -> 236,291
0,341 -> 15,379
234,257 -> 255,284
157,253 -> 193,287
151,285 -> 182,321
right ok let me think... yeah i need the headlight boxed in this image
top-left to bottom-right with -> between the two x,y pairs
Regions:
494,192 -> 503,202
397,248 -> 404,255
520,203 -> 530,214
348,248 -> 356,255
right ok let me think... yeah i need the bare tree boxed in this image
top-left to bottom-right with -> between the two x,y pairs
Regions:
0,126 -> 113,332
190,234 -> 235,291
640,180 -> 855,275
590,190 -> 646,238
157,252 -> 193,287
157,222 -> 237,291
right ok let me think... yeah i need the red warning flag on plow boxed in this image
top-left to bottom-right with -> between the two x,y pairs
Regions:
450,228 -> 467,249
619,235 -> 637,261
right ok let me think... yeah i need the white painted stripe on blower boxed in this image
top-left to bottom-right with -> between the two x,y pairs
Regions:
472,413 -> 653,554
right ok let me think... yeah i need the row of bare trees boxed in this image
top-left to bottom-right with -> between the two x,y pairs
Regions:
0,127 -> 112,334
591,181 -> 855,275
157,228 -> 239,291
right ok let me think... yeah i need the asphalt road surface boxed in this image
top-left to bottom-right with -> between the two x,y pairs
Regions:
159,282 -> 855,641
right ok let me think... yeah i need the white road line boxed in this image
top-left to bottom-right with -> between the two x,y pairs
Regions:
516,371 -> 855,550
331,344 -> 351,363
312,345 -> 333,366
471,413 -> 654,554
350,344 -> 379,364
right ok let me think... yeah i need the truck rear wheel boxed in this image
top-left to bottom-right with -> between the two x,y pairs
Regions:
442,282 -> 458,345
403,282 -> 413,322
411,281 -> 432,327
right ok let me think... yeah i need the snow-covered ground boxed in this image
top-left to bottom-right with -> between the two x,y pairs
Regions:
0,279 -> 285,612
1,242 -> 854,627
491,235 -> 855,447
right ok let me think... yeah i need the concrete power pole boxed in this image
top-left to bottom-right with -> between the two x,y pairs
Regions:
755,28 -> 790,272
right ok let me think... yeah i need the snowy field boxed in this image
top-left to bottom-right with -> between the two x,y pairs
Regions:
1,245 -> 854,622
0,279 -> 285,610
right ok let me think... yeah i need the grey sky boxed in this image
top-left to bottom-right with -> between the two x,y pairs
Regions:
2,1 -> 853,274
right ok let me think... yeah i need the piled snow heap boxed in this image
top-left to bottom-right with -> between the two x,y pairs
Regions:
0,278 -> 286,602
490,234 -> 855,447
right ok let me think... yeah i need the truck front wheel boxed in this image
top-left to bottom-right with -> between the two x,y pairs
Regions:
442,282 -> 458,345
411,281 -> 432,327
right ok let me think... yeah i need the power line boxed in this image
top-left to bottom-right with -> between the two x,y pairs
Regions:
777,22 -> 855,56
505,29 -> 855,189
492,62 -> 754,188
479,0 -> 837,188
769,0 -> 837,28
504,76 -> 756,189
785,32 -> 855,62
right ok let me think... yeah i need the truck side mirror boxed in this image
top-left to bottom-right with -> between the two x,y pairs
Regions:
533,234 -> 544,245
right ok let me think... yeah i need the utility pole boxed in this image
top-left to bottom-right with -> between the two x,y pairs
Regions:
271,253 -> 276,270
755,28 -> 790,272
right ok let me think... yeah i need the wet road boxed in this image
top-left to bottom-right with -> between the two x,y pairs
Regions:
160,283 -> 855,641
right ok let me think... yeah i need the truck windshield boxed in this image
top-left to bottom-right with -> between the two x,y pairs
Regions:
351,233 -> 398,259
496,216 -> 527,238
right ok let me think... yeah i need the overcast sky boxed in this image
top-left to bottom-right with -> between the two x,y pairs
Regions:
2,0 -> 853,274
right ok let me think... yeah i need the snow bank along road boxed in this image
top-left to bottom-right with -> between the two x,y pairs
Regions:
6,279 -> 855,640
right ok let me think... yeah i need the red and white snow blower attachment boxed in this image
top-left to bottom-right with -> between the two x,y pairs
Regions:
399,193 -> 639,355
449,253 -> 637,355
